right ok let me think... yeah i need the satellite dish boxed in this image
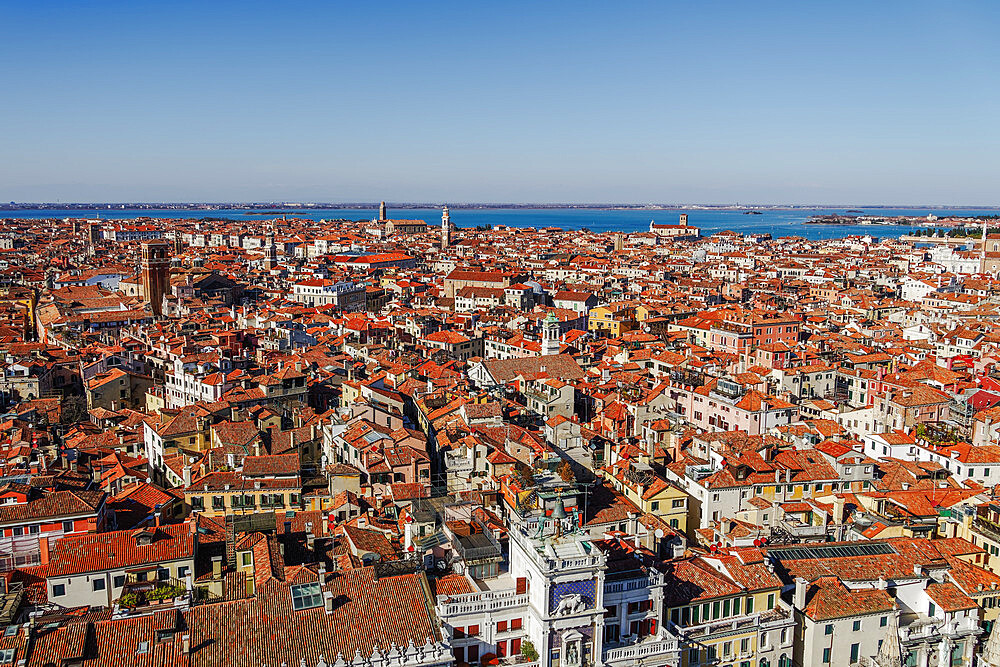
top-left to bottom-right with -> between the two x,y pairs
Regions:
654,529 -> 664,539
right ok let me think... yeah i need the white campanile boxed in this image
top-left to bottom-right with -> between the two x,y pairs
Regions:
542,310 -> 561,356
441,206 -> 451,249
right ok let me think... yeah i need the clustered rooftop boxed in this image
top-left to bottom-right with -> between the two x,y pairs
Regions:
2,207 -> 1000,666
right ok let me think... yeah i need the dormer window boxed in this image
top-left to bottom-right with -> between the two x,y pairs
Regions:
133,529 -> 155,546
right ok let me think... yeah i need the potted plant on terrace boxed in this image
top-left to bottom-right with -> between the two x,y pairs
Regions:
117,592 -> 144,609
146,584 -> 186,605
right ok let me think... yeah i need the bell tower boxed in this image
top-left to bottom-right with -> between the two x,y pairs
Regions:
379,201 -> 387,222
441,206 -> 451,249
140,240 -> 170,317
542,311 -> 561,356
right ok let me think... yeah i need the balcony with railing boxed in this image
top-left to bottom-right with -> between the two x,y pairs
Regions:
437,588 -> 530,617
778,517 -> 829,539
603,635 -> 679,666
672,608 -> 793,642
973,520 -> 1000,547
499,660 -> 538,667
510,525 -> 605,573
451,519 -> 503,565
0,581 -> 25,625
523,386 -> 560,407
604,572 -> 663,595
113,573 -> 192,618
444,450 -> 473,474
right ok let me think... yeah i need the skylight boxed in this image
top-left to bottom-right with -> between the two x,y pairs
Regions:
290,582 -> 323,611
770,542 -> 896,561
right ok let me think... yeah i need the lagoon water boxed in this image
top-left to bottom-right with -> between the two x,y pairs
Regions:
4,206 -> 999,241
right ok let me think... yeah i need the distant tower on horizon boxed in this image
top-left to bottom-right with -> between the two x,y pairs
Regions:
379,201 -> 387,222
264,232 -> 278,270
140,240 -> 169,317
171,232 -> 184,257
87,221 -> 102,257
441,206 -> 451,249
679,213 -> 688,226
983,217 -> 988,267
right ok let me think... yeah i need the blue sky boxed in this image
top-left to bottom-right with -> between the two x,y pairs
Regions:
2,1 -> 998,204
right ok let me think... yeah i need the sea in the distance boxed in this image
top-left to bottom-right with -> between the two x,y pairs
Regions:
4,206 -> 1000,241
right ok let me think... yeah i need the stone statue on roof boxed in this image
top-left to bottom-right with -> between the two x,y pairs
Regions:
869,613 -> 903,667
983,621 -> 1000,667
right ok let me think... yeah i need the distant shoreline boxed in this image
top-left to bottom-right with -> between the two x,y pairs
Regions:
2,203 -> 1000,212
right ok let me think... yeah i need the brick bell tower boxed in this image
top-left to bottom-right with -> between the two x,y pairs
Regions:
140,240 -> 170,317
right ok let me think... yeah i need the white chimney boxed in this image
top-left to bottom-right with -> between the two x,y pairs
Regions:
793,577 -> 807,609
324,590 -> 334,614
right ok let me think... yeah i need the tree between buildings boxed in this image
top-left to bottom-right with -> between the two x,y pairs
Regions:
521,640 -> 539,662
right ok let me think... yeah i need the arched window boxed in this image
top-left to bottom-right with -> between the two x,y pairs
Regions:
759,659 -> 770,667
778,655 -> 792,667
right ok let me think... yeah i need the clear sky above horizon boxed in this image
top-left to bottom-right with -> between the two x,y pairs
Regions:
2,1 -> 999,205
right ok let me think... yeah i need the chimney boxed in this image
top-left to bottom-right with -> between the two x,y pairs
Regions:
793,577 -> 807,609
833,496 -> 844,525
182,634 -> 190,654
39,536 -> 51,565
182,465 -> 192,488
154,511 -> 161,528
212,556 -> 222,578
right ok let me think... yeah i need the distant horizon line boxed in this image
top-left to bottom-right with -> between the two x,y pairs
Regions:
4,202 -> 1000,210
